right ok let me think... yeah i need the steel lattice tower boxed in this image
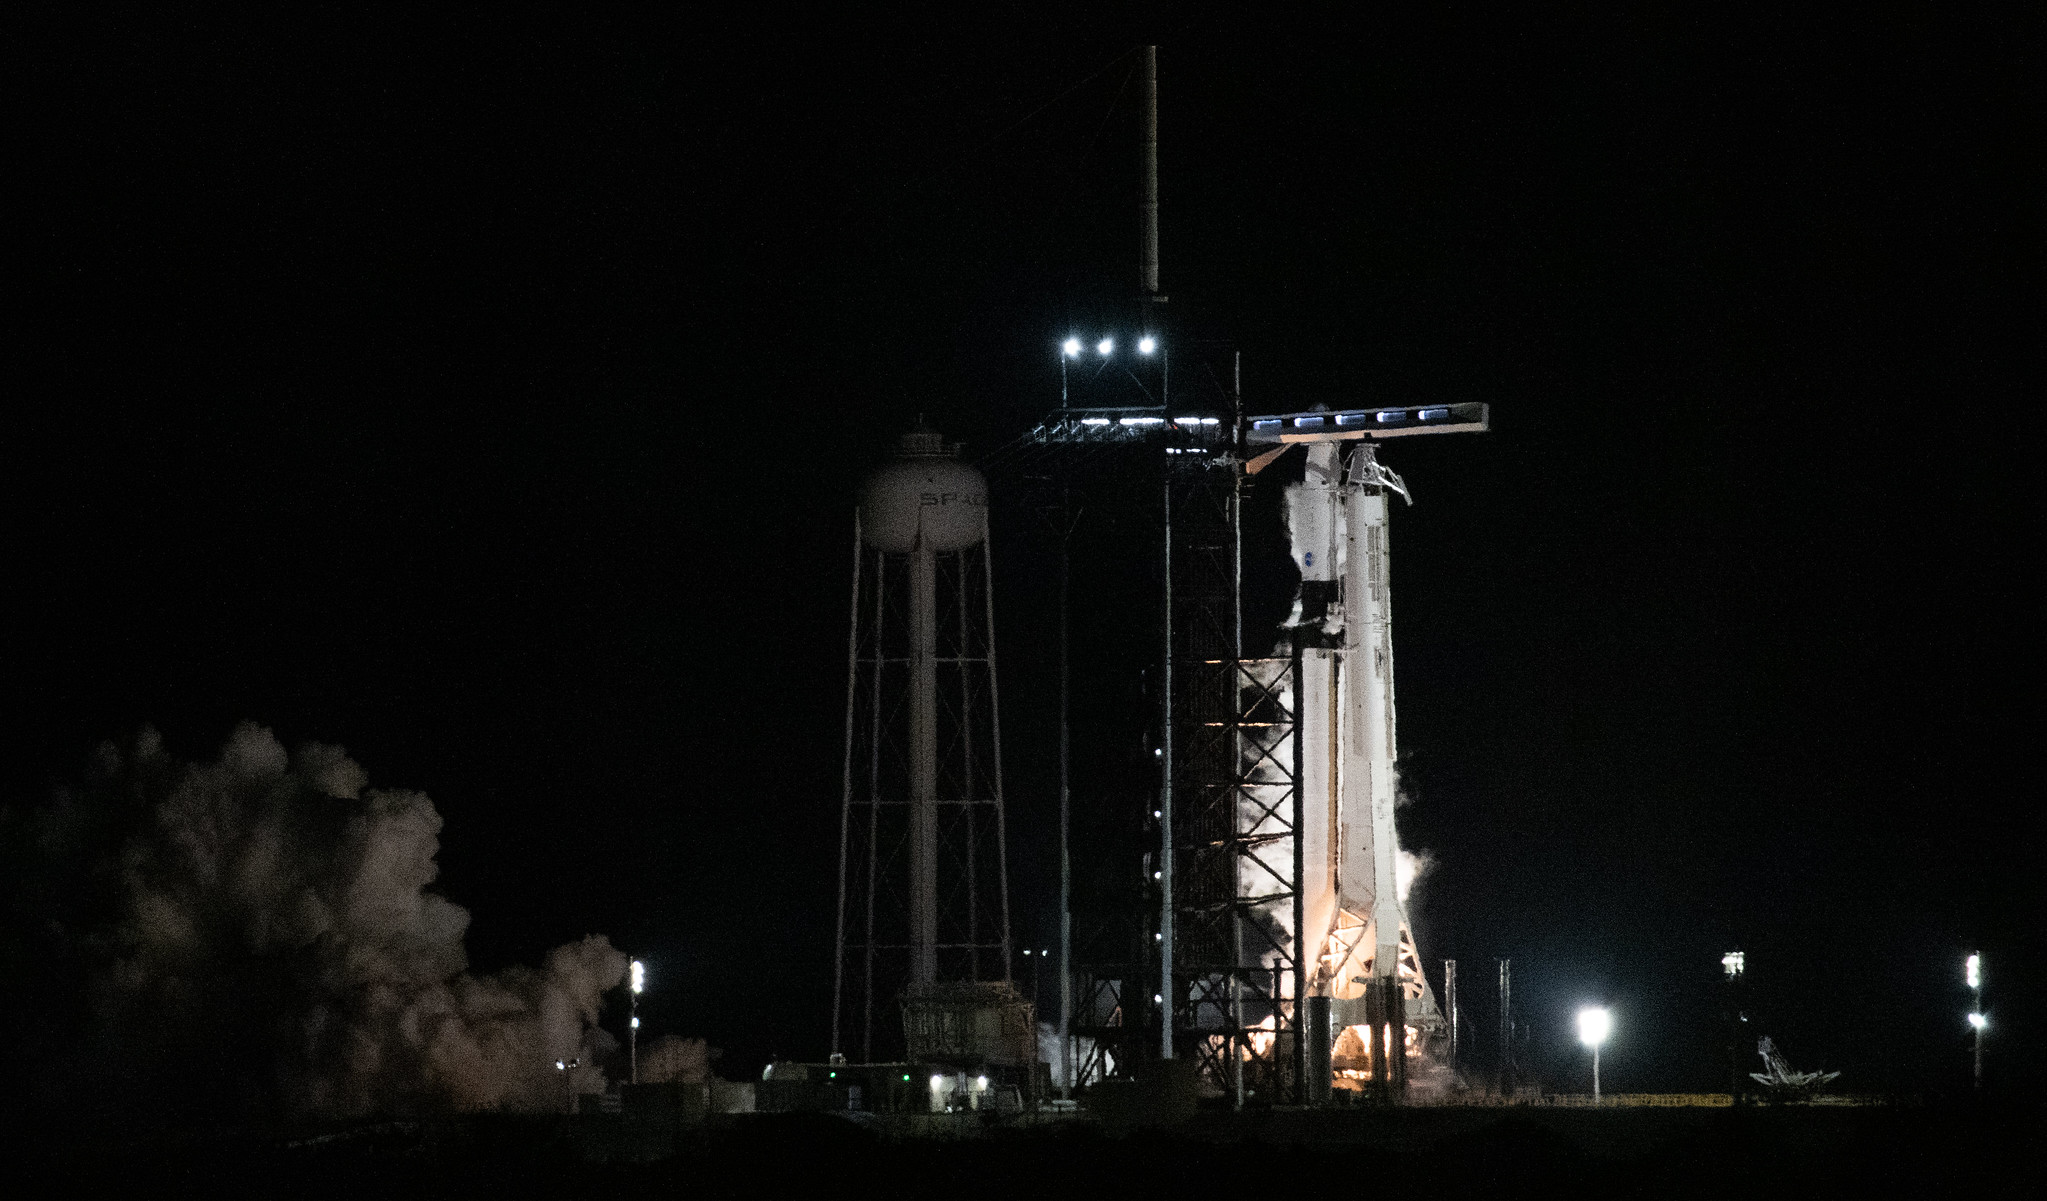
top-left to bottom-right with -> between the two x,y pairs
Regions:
979,352 -> 1307,1102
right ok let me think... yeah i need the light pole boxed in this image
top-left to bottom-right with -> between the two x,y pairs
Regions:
1966,953 -> 1984,1091
1577,1006 -> 1612,1102
1021,948 -> 1047,1012
555,1056 -> 581,1114
1722,950 -> 1747,1103
629,959 -> 645,1085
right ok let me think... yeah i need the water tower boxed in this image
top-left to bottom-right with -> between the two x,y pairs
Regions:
832,424 -> 1031,1080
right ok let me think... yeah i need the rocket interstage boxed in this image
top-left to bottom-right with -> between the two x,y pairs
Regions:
832,424 -> 1029,1071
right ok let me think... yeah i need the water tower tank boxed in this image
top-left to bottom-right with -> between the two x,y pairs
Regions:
859,426 -> 987,553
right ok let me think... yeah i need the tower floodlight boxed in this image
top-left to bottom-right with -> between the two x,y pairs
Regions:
1062,338 -> 1082,357
1097,337 -> 1114,355
1138,336 -> 1157,354
1722,951 -> 1745,979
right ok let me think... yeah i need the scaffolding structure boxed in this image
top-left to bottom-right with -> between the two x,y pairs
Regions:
981,369 -> 1310,1104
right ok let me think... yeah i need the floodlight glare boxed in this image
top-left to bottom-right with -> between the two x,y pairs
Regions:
1966,953 -> 1980,989
1969,1013 -> 1988,1030
1138,336 -> 1157,354
1722,951 -> 1745,979
1062,337 -> 1082,357
630,959 -> 645,994
1576,1006 -> 1611,1101
1097,338 -> 1113,355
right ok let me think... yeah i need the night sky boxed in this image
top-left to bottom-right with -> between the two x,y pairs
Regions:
12,13 -> 2039,1098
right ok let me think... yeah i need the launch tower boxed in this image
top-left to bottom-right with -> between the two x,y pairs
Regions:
959,43 -> 1494,1104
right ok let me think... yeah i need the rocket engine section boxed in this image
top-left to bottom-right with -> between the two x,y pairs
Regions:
1283,440 -> 1442,1089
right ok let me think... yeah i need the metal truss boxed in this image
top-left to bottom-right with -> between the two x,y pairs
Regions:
1222,656 -> 1304,1101
983,380 -> 1312,1104
1164,453 -> 1256,1093
833,526 -> 1013,1064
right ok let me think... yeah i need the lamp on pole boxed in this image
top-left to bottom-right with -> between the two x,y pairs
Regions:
1021,948 -> 1048,1012
1966,953 -> 1984,1091
629,959 -> 645,1085
1721,950 -> 1747,1103
1577,1006 -> 1612,1102
554,1056 -> 581,1114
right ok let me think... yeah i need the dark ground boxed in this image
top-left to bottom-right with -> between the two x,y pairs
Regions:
11,1104 -> 2040,1199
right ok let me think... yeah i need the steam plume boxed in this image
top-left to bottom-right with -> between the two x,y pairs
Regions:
1,722 -> 625,1122
1397,848 -> 1432,906
637,1035 -> 711,1085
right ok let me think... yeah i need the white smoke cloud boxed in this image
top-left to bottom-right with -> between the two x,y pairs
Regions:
6,722 -> 626,1121
638,1034 -> 711,1085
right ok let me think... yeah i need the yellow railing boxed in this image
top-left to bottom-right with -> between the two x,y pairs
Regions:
1426,1093 -> 1733,1108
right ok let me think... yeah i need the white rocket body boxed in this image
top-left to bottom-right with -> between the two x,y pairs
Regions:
1285,442 -> 1438,1026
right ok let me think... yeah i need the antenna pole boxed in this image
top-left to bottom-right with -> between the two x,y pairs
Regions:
1058,492 -> 1073,1096
1140,45 -> 1160,299
1498,958 -> 1513,1096
1445,958 -> 1460,1070
831,514 -> 863,1060
1158,470 -> 1174,1061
